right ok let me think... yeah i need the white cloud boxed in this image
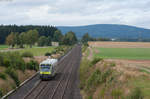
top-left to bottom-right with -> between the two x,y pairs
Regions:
0,0 -> 150,28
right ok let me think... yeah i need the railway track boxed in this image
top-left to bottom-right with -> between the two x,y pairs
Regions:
21,45 -> 81,99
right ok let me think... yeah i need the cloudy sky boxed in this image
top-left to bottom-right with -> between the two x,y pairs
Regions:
0,0 -> 150,28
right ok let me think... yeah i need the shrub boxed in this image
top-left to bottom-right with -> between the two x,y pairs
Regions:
0,53 -> 4,66
100,69 -> 112,83
0,89 -> 2,98
52,50 -> 56,54
45,52 -> 51,56
86,69 -> 101,90
128,87 -> 144,99
21,52 -> 33,58
5,67 -> 20,86
90,57 -> 103,66
0,73 -> 6,80
110,62 -> 116,67
26,60 -> 39,71
88,95 -> 93,99
3,58 -> 10,67
111,88 -> 122,99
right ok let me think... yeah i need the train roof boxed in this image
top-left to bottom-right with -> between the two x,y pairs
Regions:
40,59 -> 58,65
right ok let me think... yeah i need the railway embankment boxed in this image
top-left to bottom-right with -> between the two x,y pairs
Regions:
80,45 -> 150,99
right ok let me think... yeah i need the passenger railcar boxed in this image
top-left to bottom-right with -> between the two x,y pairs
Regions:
39,58 -> 58,80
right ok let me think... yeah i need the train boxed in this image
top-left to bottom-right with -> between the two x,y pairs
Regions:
39,58 -> 58,80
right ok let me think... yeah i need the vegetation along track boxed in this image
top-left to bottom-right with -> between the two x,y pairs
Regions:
9,45 -> 82,99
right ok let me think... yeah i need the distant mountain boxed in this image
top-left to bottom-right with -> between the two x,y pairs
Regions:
57,24 -> 150,40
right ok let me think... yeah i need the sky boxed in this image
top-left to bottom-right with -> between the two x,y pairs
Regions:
0,0 -> 150,28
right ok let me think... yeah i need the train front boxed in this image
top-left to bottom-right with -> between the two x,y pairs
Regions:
39,63 -> 52,80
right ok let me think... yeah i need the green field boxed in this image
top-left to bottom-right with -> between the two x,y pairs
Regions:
94,48 -> 150,60
17,47 -> 56,56
0,45 -> 8,50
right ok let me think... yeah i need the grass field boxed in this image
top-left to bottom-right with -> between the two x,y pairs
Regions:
17,47 -> 55,56
0,45 -> 8,50
94,48 -> 150,60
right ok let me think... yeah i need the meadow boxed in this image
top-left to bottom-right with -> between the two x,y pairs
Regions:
94,48 -> 150,60
0,45 -> 8,50
0,45 -> 56,56
17,47 -> 56,56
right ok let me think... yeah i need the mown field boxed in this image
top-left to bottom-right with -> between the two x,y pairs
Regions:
17,47 -> 56,56
94,48 -> 150,60
0,45 -> 56,56
0,45 -> 8,50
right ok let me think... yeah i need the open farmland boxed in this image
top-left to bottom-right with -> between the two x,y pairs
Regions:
94,48 -> 150,60
81,42 -> 150,99
88,41 -> 150,60
81,41 -> 150,99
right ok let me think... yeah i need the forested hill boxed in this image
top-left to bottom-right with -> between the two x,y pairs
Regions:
57,24 -> 150,40
0,25 -> 58,44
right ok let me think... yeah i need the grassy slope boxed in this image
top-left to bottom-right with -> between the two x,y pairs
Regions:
94,48 -> 150,60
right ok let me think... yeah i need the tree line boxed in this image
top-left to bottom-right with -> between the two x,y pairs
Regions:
0,25 -> 57,44
5,29 -> 78,48
81,33 -> 111,44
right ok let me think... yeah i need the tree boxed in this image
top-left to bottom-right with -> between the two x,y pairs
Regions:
81,33 -> 91,43
19,32 -> 26,48
47,36 -> 52,46
14,32 -> 20,47
63,31 -> 77,45
53,30 -> 63,43
38,36 -> 47,46
26,30 -> 39,48
5,32 -> 15,48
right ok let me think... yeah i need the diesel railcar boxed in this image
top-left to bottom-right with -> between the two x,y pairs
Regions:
39,58 -> 58,80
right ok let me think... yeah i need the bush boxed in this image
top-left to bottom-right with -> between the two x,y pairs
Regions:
111,88 -> 122,99
0,53 -> 4,66
52,50 -> 56,54
0,89 -> 2,98
86,69 -> 101,90
0,73 -> 6,80
5,67 -> 20,86
26,60 -> 39,71
110,62 -> 116,67
21,52 -> 33,58
90,57 -> 103,66
45,52 -> 51,56
88,95 -> 93,99
128,87 -> 144,99
9,52 -> 26,71
3,58 -> 10,67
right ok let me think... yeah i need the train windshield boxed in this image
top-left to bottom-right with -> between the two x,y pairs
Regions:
40,64 -> 51,72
